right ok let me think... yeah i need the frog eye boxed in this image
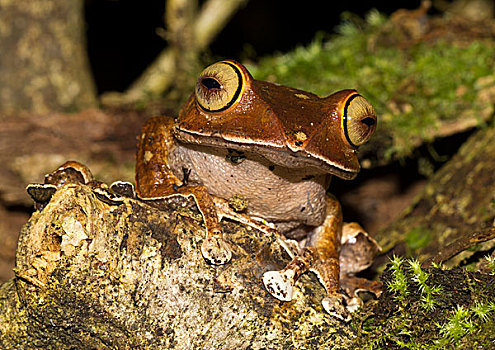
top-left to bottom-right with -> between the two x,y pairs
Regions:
342,95 -> 377,147
195,61 -> 244,112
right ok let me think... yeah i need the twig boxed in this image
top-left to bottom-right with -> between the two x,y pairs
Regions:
423,227 -> 495,268
101,0 -> 249,107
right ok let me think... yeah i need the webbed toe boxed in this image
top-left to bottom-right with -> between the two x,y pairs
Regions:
201,236 -> 232,265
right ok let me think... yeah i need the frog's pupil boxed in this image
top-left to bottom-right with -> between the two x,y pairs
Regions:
362,117 -> 375,127
202,77 -> 222,90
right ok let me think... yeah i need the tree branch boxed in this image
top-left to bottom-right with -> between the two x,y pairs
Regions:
1,183 -> 353,348
101,0 -> 249,107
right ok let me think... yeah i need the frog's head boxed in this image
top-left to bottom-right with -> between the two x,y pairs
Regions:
176,60 -> 377,180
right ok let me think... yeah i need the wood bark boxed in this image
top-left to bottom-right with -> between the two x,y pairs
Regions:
1,170 -> 493,348
0,184 -> 355,349
0,0 -> 97,113
0,108 -> 143,282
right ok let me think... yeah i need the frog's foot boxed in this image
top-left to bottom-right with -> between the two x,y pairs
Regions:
322,293 -> 351,322
201,235 -> 232,265
263,248 -> 314,301
309,249 -> 353,321
262,269 -> 295,301
340,222 -> 381,276
212,196 -> 280,237
339,276 -> 382,313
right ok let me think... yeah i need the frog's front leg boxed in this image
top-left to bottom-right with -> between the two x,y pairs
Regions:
136,116 -> 231,265
263,195 -> 349,320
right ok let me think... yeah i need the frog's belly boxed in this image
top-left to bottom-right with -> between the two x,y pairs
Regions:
169,143 -> 329,227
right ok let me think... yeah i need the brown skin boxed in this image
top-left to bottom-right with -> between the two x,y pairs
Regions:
135,60 -> 377,320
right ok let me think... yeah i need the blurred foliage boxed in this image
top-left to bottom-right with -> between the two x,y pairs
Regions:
248,11 -> 495,161
404,225 -> 433,252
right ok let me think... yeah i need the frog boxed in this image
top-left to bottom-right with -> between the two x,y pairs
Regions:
135,59 -> 378,320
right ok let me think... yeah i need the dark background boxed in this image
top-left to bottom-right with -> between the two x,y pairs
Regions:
85,0 -> 423,93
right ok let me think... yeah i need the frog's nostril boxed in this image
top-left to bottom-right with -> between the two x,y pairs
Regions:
201,77 -> 222,90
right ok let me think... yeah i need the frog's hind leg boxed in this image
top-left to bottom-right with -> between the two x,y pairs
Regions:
262,195 -> 349,321
136,116 -> 231,265
307,195 -> 348,320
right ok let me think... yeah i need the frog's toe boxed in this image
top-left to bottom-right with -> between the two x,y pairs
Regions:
322,294 -> 351,322
201,236 -> 232,265
262,270 -> 295,302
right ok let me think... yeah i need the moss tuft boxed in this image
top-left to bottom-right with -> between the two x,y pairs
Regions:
352,259 -> 495,349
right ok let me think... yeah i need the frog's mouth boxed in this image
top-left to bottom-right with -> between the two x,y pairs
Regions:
175,127 -> 360,180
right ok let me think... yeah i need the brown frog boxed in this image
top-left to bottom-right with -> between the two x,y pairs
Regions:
135,60 -> 378,320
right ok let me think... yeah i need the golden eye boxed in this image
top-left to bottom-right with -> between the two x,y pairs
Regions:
343,95 -> 377,147
195,61 -> 244,112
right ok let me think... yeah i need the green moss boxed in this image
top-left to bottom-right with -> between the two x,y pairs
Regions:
404,226 -> 433,251
485,255 -> 495,275
352,260 -> 495,349
248,10 -> 495,161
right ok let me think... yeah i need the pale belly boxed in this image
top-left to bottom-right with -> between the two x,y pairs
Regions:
168,143 -> 330,227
